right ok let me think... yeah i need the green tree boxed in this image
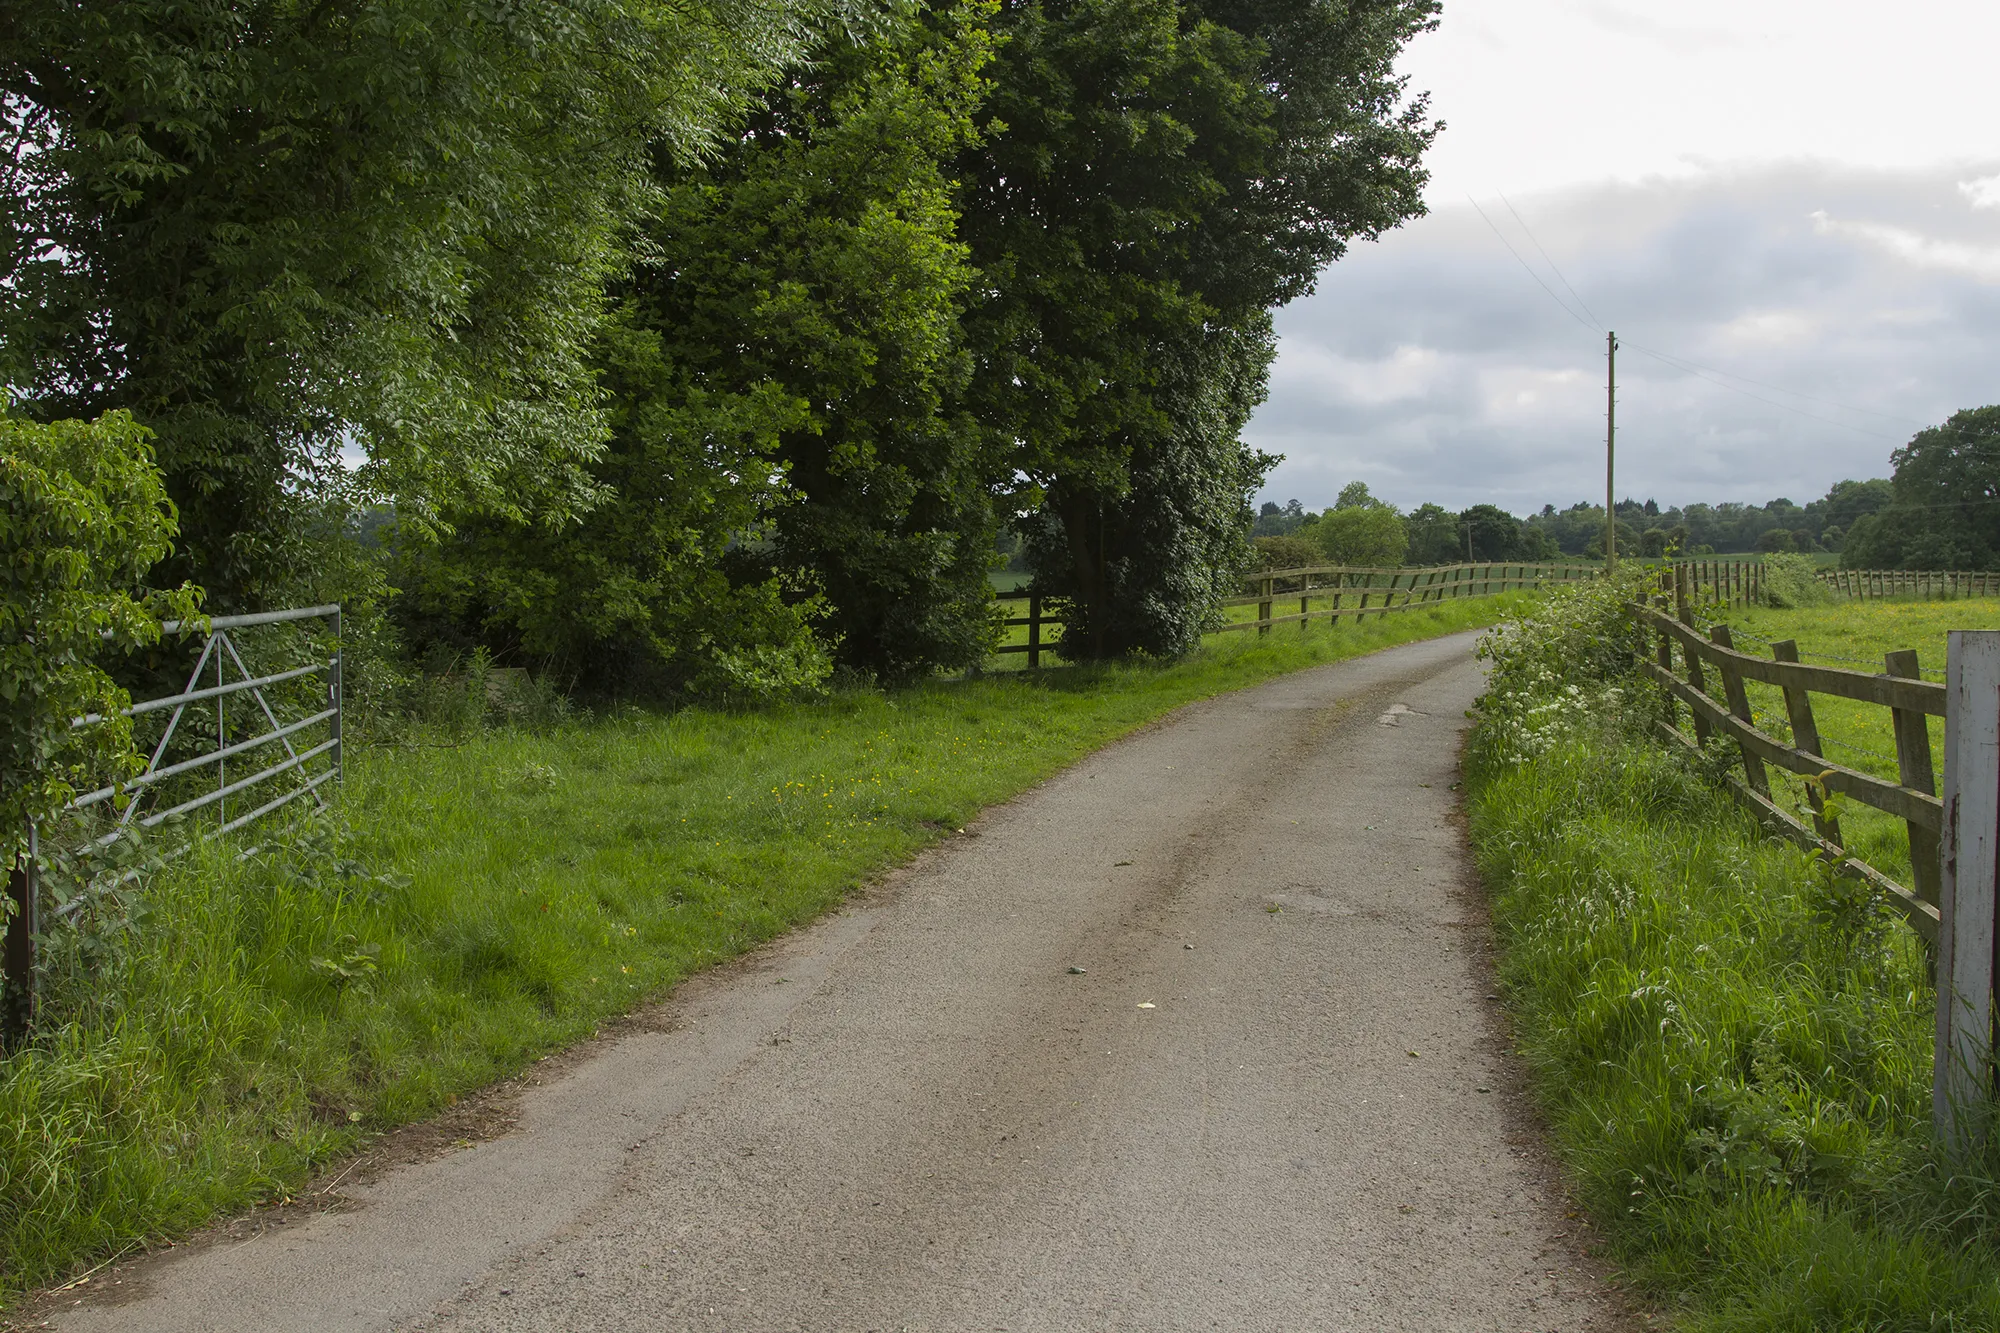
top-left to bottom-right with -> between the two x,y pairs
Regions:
1459,504 -> 1525,561
1251,534 -> 1323,570
968,0 -> 1439,657
1844,408 -> 2000,571
1306,501 -> 1408,567
1,0 -> 835,607
1251,499 -> 1308,537
403,2 -> 998,687
1584,518 -> 1640,560
0,412 -> 203,850
1819,478 -> 1894,536
1404,502 -> 1461,564
1022,318 -> 1277,658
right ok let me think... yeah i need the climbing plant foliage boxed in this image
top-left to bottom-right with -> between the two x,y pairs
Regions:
0,411 -> 202,852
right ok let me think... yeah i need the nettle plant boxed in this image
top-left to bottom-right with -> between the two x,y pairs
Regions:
0,410 -> 203,869
1473,568 -> 1652,763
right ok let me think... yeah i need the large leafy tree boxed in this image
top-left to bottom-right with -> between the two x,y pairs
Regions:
403,0 -> 1001,688
0,0 -> 833,607
1020,317 -> 1276,658
1843,407 -> 2000,570
1404,502 -> 1460,564
962,0 -> 1438,657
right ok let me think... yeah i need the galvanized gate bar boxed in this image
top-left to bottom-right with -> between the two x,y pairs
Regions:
6,603 -> 344,1048
67,708 -> 337,810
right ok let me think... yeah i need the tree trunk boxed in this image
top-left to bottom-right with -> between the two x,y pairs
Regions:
1058,490 -> 1108,659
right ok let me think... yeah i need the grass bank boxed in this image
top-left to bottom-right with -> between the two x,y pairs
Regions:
1468,577 -> 2000,1330
0,594 -> 1523,1298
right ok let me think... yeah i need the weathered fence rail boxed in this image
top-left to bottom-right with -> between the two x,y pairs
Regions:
3,604 -> 343,1043
1633,567 -> 1997,1146
1660,558 -> 1765,608
1671,559 -> 2000,610
997,561 -> 1599,665
1818,568 -> 2000,600
1221,561 -> 1599,635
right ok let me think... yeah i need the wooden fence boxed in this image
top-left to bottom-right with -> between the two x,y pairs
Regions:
995,561 -> 1600,666
1221,562 -> 1600,635
1818,568 -> 2000,600
1660,559 -> 1765,608
1671,559 -> 2000,609
1634,565 -> 1997,1145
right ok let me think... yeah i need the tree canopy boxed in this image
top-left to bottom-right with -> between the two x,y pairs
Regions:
1843,407 -> 2000,570
5,0 -> 1446,690
963,0 -> 1439,657
1,0 -> 837,606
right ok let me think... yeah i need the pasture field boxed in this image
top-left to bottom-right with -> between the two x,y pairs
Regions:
1716,598 -> 2000,887
0,594 -> 1525,1300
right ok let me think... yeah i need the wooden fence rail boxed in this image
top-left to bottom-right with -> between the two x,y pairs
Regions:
1661,558 -> 1765,608
1818,569 -> 2000,600
1665,560 -> 2000,611
1633,565 -> 2000,1146
995,561 -> 1601,664
1220,561 -> 1600,636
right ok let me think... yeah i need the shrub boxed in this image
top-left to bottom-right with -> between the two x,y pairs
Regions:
0,412 -> 201,850
1761,552 -> 1834,608
1473,565 -> 1650,764
1303,502 -> 1407,567
1250,535 -> 1322,571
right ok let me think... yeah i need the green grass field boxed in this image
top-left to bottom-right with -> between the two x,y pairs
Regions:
1701,596 -> 2000,888
0,592 -> 1527,1299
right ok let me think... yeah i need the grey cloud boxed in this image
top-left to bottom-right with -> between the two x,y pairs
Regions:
1249,162 -> 2000,515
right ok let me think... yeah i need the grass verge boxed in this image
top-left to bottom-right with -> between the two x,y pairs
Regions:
1469,577 -> 2000,1331
0,593 -> 1523,1299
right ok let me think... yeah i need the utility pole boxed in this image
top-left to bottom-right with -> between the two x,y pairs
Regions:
1604,330 -> 1618,567
1464,521 -> 1473,562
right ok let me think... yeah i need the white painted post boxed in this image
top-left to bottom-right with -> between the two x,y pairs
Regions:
1939,631 -> 2000,1148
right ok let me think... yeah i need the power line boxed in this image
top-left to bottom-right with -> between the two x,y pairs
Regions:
1622,344 -> 1903,442
1466,195 -> 1597,333
1616,341 -> 1933,429
1499,193 -> 1604,332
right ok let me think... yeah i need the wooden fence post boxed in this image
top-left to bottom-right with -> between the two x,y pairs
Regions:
1886,648 -> 1942,913
1771,640 -> 1839,843
1652,596 -> 1678,727
1939,630 -> 2000,1149
1710,626 -> 1770,797
3,825 -> 37,1050
1299,569 -> 1311,631
1257,575 -> 1273,636
1678,590 -> 1714,746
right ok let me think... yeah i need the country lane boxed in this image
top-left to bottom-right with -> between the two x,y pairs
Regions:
40,629 -> 1630,1332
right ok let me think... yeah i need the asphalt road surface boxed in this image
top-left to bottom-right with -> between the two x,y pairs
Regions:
44,629 -> 1627,1332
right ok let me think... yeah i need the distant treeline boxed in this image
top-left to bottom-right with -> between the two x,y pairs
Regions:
1538,406 -> 2000,567
1253,404 -> 2000,570
1254,479 -> 1888,568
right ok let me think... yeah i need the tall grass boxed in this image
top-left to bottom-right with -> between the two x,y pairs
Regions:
0,595 -> 1522,1299
1468,581 -> 2000,1330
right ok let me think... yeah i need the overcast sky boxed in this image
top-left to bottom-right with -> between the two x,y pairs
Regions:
1247,0 -> 2000,516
